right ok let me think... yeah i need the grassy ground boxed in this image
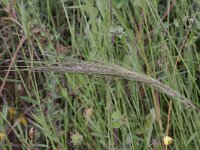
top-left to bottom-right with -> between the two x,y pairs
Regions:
0,0 -> 200,149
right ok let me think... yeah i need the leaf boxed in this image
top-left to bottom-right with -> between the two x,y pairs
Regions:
61,88 -> 68,99
1,0 -> 9,6
2,103 -> 8,119
111,111 -> 124,128
112,111 -> 123,120
144,108 -> 156,146
112,121 -> 122,128
71,133 -> 83,146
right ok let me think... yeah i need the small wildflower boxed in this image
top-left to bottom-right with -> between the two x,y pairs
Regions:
8,107 -> 16,119
164,136 -> 173,146
17,115 -> 28,126
0,132 -> 6,141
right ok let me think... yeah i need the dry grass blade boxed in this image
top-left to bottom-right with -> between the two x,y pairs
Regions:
20,60 -> 197,110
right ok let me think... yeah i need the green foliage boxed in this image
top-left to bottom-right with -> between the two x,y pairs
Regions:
0,0 -> 200,149
111,111 -> 124,128
1,0 -> 8,6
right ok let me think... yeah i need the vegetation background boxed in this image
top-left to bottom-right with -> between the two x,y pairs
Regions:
0,0 -> 200,149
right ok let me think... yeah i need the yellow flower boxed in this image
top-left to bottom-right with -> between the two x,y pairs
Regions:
17,115 -> 28,126
8,107 -> 16,119
164,136 -> 173,146
0,132 -> 6,141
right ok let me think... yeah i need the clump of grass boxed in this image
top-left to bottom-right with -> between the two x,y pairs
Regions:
0,0 -> 200,149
